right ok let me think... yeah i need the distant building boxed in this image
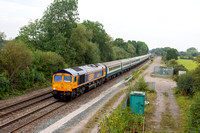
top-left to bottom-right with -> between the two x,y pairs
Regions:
178,71 -> 186,76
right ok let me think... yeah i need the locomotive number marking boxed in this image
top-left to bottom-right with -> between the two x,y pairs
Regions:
97,73 -> 101,78
89,74 -> 94,81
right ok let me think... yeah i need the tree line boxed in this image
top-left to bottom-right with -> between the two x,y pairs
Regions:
151,47 -> 199,60
0,0 -> 149,99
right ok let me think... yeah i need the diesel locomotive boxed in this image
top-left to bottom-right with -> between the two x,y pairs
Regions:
52,54 -> 151,100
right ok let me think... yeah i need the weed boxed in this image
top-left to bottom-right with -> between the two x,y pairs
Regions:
163,92 -> 169,97
98,107 -> 144,133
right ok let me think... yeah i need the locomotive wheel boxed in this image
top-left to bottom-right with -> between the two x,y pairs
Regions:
71,90 -> 76,99
80,88 -> 83,95
53,95 -> 59,99
76,88 -> 80,97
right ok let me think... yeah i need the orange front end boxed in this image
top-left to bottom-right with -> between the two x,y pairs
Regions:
52,73 -> 77,100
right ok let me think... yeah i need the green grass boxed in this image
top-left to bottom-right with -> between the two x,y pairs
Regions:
176,95 -> 192,131
144,92 -> 157,132
177,59 -> 197,71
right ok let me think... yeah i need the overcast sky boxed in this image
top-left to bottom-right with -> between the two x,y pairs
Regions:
0,0 -> 200,51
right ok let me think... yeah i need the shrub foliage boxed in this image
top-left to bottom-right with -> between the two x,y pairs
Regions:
188,92 -> 200,132
99,108 -> 143,133
177,72 -> 195,96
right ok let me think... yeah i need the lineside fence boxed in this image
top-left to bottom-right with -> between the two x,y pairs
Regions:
152,66 -> 174,77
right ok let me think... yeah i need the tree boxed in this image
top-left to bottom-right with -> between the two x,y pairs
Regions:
19,0 -> 79,58
136,41 -> 149,55
19,19 -> 42,49
195,55 -> 200,66
34,50 -> 65,78
0,32 -> 6,43
68,24 -> 101,65
113,46 -> 130,60
85,42 -> 101,64
129,41 -> 148,56
166,48 -> 178,60
113,39 -> 136,57
126,43 -> 136,57
167,59 -> 178,66
41,0 -> 79,40
150,47 -> 171,57
82,20 -> 114,62
0,41 -> 34,81
187,47 -> 198,57
113,38 -> 127,48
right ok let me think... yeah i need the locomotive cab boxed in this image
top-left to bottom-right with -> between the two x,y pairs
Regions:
52,64 -> 106,100
52,73 -> 77,99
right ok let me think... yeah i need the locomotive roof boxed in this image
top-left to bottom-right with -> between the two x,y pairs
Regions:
54,63 -> 105,76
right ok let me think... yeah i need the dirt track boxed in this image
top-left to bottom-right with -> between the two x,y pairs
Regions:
143,57 -> 181,132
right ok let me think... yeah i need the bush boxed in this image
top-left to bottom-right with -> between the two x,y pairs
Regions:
187,92 -> 200,132
193,67 -> 200,91
14,67 -> 34,90
99,107 -> 143,133
132,70 -> 140,79
0,41 -> 34,80
14,67 -> 47,90
34,50 -> 65,79
0,73 -> 10,99
167,59 -> 188,75
173,64 -> 188,75
177,72 -> 195,96
133,76 -> 154,92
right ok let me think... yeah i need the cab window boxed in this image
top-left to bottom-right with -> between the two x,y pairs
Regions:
74,77 -> 76,82
64,76 -> 72,83
54,75 -> 62,82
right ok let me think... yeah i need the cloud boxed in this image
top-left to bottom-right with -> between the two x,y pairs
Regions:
0,0 -> 200,51
78,0 -> 200,51
0,0 -> 53,39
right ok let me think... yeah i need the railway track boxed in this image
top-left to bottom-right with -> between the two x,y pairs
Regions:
0,60 -> 150,133
0,100 -> 68,133
0,90 -> 52,110
0,91 -> 54,133
0,93 -> 52,118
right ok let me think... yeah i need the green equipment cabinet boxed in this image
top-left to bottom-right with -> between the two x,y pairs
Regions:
130,91 -> 145,115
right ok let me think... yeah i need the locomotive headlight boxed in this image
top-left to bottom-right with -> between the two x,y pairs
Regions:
53,88 -> 56,90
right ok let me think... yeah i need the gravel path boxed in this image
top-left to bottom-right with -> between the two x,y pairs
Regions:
143,57 -> 180,132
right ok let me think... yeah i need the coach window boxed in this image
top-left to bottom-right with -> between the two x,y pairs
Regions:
64,76 -> 72,83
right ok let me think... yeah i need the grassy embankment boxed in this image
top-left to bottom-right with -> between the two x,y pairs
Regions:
175,59 -> 197,131
94,60 -> 157,132
176,94 -> 192,131
177,59 -> 197,71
